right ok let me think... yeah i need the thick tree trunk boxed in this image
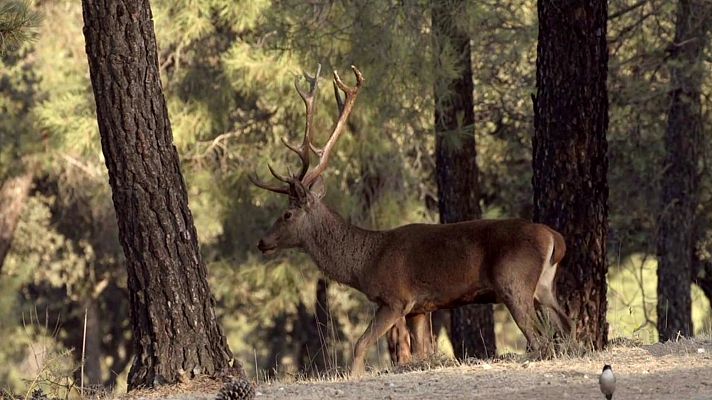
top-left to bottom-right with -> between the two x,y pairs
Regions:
532,0 -> 609,349
656,0 -> 709,341
295,278 -> 336,374
432,0 -> 496,359
0,171 -> 33,273
81,0 -> 235,389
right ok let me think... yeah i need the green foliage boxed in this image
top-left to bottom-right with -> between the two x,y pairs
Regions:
5,196 -> 86,290
1,0 -> 712,390
607,0 -> 676,256
0,1 -> 40,53
608,254 -> 712,341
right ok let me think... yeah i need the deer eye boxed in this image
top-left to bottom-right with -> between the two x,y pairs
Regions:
283,211 -> 293,221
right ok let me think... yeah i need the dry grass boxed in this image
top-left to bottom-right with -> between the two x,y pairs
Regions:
116,377 -> 224,400
130,336 -> 712,400
9,336 -> 711,400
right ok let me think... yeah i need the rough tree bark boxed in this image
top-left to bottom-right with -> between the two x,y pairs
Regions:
657,0 -> 710,341
432,0 -> 496,359
81,0 -> 236,389
532,0 -> 609,349
0,171 -> 33,273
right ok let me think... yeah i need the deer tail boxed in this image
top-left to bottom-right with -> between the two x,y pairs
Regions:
549,228 -> 566,266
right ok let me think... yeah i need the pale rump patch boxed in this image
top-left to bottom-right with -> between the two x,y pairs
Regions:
534,237 -> 558,306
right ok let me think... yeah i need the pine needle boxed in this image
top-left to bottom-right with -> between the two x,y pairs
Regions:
0,1 -> 41,53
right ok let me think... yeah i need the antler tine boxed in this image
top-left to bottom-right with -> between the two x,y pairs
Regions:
308,80 -> 344,157
288,64 -> 322,180
268,163 -> 290,183
295,64 -> 321,103
280,136 -> 309,172
253,65 -> 322,195
309,141 -> 324,157
302,65 -> 364,187
248,173 -> 290,195
333,65 -> 365,94
333,79 -> 345,114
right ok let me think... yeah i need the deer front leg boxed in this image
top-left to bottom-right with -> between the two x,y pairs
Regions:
352,305 -> 403,377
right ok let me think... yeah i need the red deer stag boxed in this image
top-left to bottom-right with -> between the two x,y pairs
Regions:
250,65 -> 572,376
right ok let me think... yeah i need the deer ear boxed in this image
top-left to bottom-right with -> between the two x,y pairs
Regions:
309,176 -> 326,199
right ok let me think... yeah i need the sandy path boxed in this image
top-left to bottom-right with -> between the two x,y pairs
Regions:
255,339 -> 712,400
133,338 -> 712,400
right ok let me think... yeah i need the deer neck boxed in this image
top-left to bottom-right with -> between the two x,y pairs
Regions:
301,203 -> 383,288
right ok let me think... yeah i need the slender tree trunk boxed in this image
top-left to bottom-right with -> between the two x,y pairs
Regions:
297,278 -> 340,374
84,300 -> 103,385
0,171 -> 33,273
266,313 -> 288,379
656,0 -> 710,341
81,0 -> 236,389
432,0 -> 496,359
314,278 -> 339,370
296,301 -> 320,374
532,0 -> 609,349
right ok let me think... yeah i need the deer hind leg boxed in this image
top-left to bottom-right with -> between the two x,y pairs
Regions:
534,260 -> 574,338
535,287 -> 573,338
408,313 -> 436,359
387,317 -> 412,365
352,305 -> 404,377
493,255 -> 541,353
500,291 -> 539,351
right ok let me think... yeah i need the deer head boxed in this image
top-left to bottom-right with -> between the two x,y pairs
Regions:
250,64 -> 364,255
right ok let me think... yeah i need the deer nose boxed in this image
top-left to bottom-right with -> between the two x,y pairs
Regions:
258,238 -> 274,251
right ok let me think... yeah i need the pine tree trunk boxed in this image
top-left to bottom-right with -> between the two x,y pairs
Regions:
81,0 -> 236,389
432,0 -> 495,359
298,279 -> 339,373
656,0 -> 709,341
314,278 -> 337,369
532,0 -> 609,349
0,171 -> 33,273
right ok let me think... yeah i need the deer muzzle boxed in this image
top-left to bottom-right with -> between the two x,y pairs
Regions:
257,238 -> 278,255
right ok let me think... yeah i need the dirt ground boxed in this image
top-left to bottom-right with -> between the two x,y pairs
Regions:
133,338 -> 712,400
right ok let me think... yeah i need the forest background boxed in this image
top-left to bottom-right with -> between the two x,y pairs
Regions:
0,0 -> 711,395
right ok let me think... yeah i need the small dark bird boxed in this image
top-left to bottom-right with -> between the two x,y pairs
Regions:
599,364 -> 616,400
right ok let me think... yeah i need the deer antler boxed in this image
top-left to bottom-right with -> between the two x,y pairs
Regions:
249,65 -> 321,194
249,65 -> 363,194
302,65 -> 364,187
289,64 -> 321,180
247,174 -> 290,194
